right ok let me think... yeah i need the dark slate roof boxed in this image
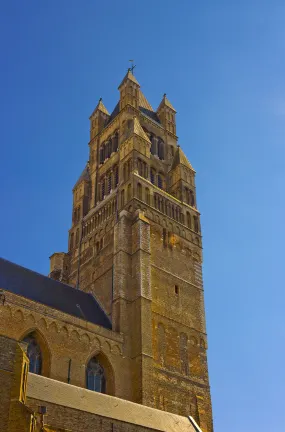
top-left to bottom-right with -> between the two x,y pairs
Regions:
73,164 -> 90,190
0,257 -> 112,330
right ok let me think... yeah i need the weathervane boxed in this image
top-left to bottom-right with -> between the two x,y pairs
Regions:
128,59 -> 136,74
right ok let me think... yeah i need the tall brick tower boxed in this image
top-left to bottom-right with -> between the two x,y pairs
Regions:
50,70 -> 213,431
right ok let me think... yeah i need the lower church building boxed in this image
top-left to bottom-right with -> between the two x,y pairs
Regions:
0,70 -> 213,432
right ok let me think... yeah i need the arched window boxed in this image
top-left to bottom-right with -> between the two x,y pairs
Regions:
145,188 -> 150,205
23,335 -> 42,375
137,183 -> 142,200
86,357 -> 106,393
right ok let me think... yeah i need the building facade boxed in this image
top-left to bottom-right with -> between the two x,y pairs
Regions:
0,70 -> 213,432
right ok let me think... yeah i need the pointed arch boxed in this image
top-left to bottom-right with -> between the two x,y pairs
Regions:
20,328 -> 51,377
85,351 -> 115,396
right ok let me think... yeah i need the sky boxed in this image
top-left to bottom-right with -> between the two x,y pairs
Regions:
0,1 -> 285,430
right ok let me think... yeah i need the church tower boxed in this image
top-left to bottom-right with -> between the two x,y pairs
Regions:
50,70 -> 213,432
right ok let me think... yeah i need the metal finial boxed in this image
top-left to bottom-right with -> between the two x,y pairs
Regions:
129,60 -> 136,74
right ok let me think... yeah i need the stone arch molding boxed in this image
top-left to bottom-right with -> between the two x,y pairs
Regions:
85,349 -> 116,396
19,327 -> 52,377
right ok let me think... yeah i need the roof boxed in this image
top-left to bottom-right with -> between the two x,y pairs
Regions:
157,93 -> 176,113
118,70 -> 140,88
90,98 -> 110,117
171,146 -> 194,171
73,164 -> 90,190
0,257 -> 112,330
28,374 -> 196,432
139,90 -> 161,123
124,117 -> 151,143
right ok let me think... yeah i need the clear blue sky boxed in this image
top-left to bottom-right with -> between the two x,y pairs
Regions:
1,1 -> 284,430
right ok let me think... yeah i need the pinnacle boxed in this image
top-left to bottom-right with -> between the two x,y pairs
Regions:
118,69 -> 140,88
157,93 -> 176,113
89,98 -> 110,118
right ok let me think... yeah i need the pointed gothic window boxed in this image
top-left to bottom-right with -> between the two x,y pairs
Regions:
23,335 -> 42,375
86,357 -> 106,393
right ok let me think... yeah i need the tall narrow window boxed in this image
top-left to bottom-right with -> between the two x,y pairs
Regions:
107,173 -> 112,194
157,175 -> 163,189
23,335 -> 42,375
158,139 -> 164,160
114,166 -> 119,187
163,228 -> 167,248
121,190 -> 125,208
101,179 -> 105,200
113,132 -> 119,152
190,190 -> 195,207
187,212 -> 191,229
138,159 -> 142,176
193,216 -> 199,233
145,188 -> 150,205
150,135 -> 155,155
75,228 -> 79,245
86,357 -> 106,393
137,183 -> 142,200
128,184 -> 131,201
150,169 -> 155,185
